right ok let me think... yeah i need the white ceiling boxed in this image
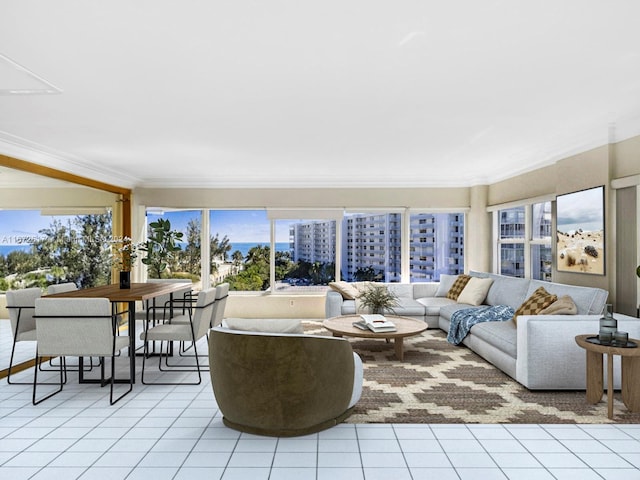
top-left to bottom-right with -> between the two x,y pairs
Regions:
1,1 -> 640,189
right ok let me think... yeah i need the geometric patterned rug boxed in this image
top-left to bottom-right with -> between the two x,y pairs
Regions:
305,322 -> 640,424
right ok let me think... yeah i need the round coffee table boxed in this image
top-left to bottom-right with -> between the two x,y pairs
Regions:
322,315 -> 428,361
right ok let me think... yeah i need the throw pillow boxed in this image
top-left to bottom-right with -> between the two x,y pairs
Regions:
512,287 -> 558,325
223,318 -> 304,334
435,274 -> 458,297
446,274 -> 471,300
538,295 -> 577,315
328,281 -> 360,300
456,277 -> 494,306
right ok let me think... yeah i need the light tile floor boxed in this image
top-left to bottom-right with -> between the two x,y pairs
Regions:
1,339 -> 640,480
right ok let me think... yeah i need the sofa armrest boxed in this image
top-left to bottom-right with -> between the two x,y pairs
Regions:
325,291 -> 344,318
516,314 -> 640,390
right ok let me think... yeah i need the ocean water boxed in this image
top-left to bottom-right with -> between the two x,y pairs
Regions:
225,242 -> 290,259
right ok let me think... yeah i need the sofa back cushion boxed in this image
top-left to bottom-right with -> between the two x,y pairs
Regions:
470,271 -> 530,308
435,274 -> 458,297
387,283 -> 413,299
525,280 -> 608,315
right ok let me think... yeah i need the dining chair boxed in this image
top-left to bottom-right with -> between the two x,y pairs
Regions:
5,288 -> 41,384
175,282 -> 229,357
32,297 -> 133,405
46,282 -> 78,294
140,287 -> 216,385
46,282 -> 102,369
135,279 -> 193,321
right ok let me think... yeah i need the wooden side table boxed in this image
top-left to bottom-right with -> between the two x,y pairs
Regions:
575,334 -> 640,419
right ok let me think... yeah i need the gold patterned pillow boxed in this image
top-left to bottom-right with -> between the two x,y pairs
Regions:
512,287 -> 558,325
446,274 -> 471,300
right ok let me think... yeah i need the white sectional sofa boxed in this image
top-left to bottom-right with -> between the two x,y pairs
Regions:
325,271 -> 640,390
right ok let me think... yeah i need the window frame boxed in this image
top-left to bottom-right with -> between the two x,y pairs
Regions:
492,197 -> 553,280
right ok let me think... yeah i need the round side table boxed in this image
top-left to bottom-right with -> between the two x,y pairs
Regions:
575,334 -> 640,419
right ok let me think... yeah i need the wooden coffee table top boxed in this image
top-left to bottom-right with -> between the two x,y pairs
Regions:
323,315 -> 428,339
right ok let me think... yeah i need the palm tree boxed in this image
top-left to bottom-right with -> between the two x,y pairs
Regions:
231,250 -> 244,274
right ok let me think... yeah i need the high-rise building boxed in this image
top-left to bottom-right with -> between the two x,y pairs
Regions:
289,220 -> 336,264
409,213 -> 465,282
343,213 -> 402,282
290,213 -> 464,282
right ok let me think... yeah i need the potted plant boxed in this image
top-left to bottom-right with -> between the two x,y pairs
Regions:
110,236 -> 140,288
139,219 -> 184,278
356,283 -> 398,315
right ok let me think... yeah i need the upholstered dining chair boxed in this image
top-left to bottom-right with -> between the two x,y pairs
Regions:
135,278 -> 193,323
5,288 -> 41,384
175,282 -> 229,357
210,283 -> 229,328
46,282 -> 78,294
140,287 -> 216,385
32,297 -> 133,405
209,327 -> 363,437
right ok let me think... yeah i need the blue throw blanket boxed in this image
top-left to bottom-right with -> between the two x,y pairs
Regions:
447,305 -> 515,345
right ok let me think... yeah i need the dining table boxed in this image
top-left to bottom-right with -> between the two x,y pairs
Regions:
47,282 -> 190,383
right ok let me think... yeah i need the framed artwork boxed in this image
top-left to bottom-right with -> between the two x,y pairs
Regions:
556,185 -> 605,275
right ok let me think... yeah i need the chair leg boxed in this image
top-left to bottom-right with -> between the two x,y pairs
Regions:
143,338 -> 202,385
109,352 -> 133,405
32,355 -> 65,405
7,337 -> 31,385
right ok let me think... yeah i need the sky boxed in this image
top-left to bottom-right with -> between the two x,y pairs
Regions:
148,210 -> 289,243
556,186 -> 604,233
0,210 -> 66,245
0,209 -> 305,247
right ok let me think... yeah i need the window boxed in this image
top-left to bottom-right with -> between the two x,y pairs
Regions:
409,213 -> 465,282
343,212 -> 401,282
145,210 -> 201,281
0,210 -> 113,290
277,218 -> 336,291
210,210 -> 271,291
498,207 -> 525,277
531,201 -> 552,281
140,207 -> 468,291
495,201 -> 552,280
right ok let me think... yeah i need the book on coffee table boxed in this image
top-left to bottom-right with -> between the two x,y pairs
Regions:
353,314 -> 397,333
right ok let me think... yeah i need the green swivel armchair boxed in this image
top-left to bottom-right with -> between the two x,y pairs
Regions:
209,326 -> 362,437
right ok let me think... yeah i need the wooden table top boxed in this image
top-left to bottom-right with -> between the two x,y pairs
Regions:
46,282 -> 189,302
575,334 -> 640,357
323,315 -> 428,339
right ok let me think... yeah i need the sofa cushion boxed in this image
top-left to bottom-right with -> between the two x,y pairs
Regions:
435,274 -> 458,297
387,283 -> 414,299
512,287 -> 557,325
470,271 -> 530,308
224,318 -> 304,334
538,295 -> 578,315
446,274 -> 471,300
525,280 -> 607,315
387,297 -> 426,317
439,302 -> 483,321
412,282 -> 439,299
416,296 -> 457,316
328,281 -> 360,300
457,277 -> 494,306
470,320 -> 517,358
